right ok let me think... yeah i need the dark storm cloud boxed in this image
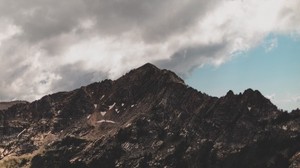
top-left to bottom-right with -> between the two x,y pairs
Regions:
51,62 -> 108,92
155,42 -> 229,77
0,0 -> 86,42
0,0 -> 219,62
85,0 -> 217,42
0,0 -> 218,46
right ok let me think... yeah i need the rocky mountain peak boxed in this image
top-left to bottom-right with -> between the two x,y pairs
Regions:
1,64 -> 300,168
118,63 -> 184,85
225,90 -> 235,98
137,62 -> 160,71
242,88 -> 263,97
241,88 -> 277,110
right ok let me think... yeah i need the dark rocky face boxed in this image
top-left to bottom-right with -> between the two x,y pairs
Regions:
1,63 -> 300,168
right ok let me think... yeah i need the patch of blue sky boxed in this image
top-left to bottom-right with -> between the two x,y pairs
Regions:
186,34 -> 300,111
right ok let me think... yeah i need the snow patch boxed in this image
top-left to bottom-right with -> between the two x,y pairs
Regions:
115,108 -> 119,113
94,104 -> 97,108
97,120 -> 116,124
57,110 -> 61,114
121,103 -> 125,106
100,95 -> 105,100
100,111 -> 107,116
131,104 -> 135,108
282,125 -> 288,130
17,129 -> 26,138
248,107 -> 252,111
87,114 -> 91,119
109,103 -> 116,110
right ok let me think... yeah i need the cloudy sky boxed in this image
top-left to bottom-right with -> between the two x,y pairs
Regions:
0,0 -> 299,110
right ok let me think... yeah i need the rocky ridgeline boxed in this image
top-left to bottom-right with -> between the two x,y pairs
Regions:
0,63 -> 300,168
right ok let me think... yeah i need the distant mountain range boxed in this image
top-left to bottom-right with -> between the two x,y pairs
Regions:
0,101 -> 28,111
1,63 -> 300,168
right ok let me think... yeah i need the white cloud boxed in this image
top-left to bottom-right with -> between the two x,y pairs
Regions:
0,19 -> 22,45
263,37 -> 278,52
269,94 -> 300,111
0,0 -> 299,101
265,93 -> 276,100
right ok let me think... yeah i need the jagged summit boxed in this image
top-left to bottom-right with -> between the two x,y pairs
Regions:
118,63 -> 184,85
137,62 -> 160,71
1,64 -> 300,168
243,88 -> 263,97
225,90 -> 235,97
242,88 -> 277,110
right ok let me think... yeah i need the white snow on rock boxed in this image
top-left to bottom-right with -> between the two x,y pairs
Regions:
126,123 -> 132,128
248,107 -> 252,111
282,125 -> 288,130
109,103 -> 116,110
94,104 -> 98,108
100,111 -> 107,116
121,103 -> 125,106
97,120 -> 116,124
57,110 -> 61,114
17,129 -> 26,138
115,108 -> 119,113
100,95 -> 105,100
131,104 -> 135,108
87,114 -> 91,119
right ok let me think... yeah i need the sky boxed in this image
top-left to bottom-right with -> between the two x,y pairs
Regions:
187,35 -> 300,111
0,0 -> 299,111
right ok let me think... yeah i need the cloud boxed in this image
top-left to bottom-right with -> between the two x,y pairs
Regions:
267,94 -> 300,111
263,37 -> 278,52
50,62 -> 108,92
265,93 -> 276,100
155,42 -> 229,77
0,0 -> 299,101
287,96 -> 300,103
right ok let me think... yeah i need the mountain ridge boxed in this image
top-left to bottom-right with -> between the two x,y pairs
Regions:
1,63 -> 300,168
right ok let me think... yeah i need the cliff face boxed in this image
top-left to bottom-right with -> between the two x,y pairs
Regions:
1,63 -> 300,168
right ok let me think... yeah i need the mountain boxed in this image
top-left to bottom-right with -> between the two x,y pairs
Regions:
1,63 -> 300,168
0,101 -> 28,111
